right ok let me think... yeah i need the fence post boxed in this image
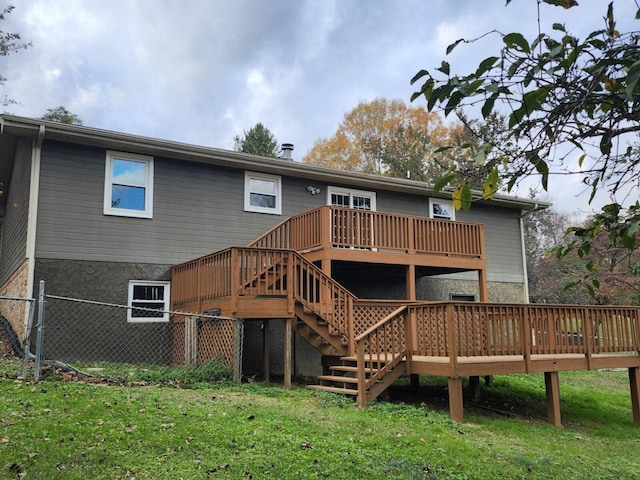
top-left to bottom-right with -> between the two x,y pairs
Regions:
34,280 -> 45,382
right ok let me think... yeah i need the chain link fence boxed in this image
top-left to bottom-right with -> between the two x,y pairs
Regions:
1,282 -> 244,382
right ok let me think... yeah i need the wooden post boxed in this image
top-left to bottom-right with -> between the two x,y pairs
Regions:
321,206 -> 331,251
629,367 -> 640,426
469,376 -> 481,401
357,340 -> 367,408
406,264 -> 416,301
231,248 -> 239,315
284,317 -> 293,390
477,268 -> 488,302
262,320 -> 270,383
544,371 -> 562,427
448,377 -> 464,423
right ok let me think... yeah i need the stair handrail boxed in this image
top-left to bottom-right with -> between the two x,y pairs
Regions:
290,251 -> 358,353
248,206 -> 325,250
355,305 -> 408,406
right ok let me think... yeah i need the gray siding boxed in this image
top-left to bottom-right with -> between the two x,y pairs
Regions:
33,259 -> 172,364
0,138 -> 32,284
35,141 -> 525,285
458,205 -> 524,283
36,142 -> 327,264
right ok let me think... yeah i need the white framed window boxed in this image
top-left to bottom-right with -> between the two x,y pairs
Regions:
244,171 -> 282,215
429,198 -> 455,220
127,281 -> 170,322
327,186 -> 376,211
104,151 -> 154,218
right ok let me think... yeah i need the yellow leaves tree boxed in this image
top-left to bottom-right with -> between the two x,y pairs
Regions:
303,98 -> 462,181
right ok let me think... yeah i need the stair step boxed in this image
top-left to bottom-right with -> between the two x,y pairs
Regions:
330,365 -> 378,374
318,375 -> 358,384
307,385 -> 358,396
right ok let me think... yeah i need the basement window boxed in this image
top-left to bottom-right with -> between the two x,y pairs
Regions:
127,281 -> 170,322
104,151 -> 154,218
450,294 -> 476,302
244,171 -> 282,215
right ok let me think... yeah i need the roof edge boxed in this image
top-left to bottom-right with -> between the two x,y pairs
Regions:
0,114 -> 551,211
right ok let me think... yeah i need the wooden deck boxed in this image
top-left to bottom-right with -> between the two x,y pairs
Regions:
171,209 -> 640,426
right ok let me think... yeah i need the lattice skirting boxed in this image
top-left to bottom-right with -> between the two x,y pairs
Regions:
172,316 -> 244,381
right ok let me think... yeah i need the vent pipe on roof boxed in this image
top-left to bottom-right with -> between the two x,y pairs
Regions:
280,143 -> 294,160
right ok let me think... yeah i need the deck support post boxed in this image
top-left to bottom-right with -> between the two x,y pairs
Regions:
406,264 -> 416,301
448,377 -> 464,423
477,269 -> 488,302
469,376 -> 481,401
629,367 -> 640,426
284,318 -> 293,390
262,320 -> 270,383
544,371 -> 562,427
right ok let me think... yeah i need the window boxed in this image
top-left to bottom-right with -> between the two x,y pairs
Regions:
327,187 -> 376,211
128,281 -> 170,322
104,151 -> 154,218
451,294 -> 476,302
244,171 -> 282,214
429,198 -> 455,220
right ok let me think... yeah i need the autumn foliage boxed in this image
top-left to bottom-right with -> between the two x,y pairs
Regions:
303,98 -> 467,182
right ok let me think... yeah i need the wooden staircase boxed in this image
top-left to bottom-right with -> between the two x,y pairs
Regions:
309,355 -> 407,401
239,247 -> 410,404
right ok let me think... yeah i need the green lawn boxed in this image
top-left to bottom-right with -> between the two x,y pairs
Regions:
1,361 -> 639,479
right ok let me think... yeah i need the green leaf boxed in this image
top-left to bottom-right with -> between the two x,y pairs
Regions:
464,78 -> 485,96
503,33 -> 530,53
436,61 -> 450,76
578,154 -> 586,168
600,132 -> 612,155
625,60 -> 640,98
475,56 -> 499,77
621,222 -> 639,249
433,173 -> 457,193
523,88 -> 548,113
460,183 -> 473,211
481,96 -> 496,119
552,23 -> 566,32
444,91 -> 464,116
410,69 -> 429,85
434,146 -> 453,154
475,142 -> 492,165
446,39 -> 464,55
533,157 -> 549,191
636,8 -> 640,19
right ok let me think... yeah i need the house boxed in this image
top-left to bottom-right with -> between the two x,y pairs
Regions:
1,115 -> 638,426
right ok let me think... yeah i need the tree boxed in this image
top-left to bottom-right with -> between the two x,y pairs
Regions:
234,123 -> 279,158
411,0 -> 640,297
304,98 -> 463,181
41,106 -> 83,125
0,5 -> 31,107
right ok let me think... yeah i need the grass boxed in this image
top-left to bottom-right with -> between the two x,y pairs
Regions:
1,358 -> 639,479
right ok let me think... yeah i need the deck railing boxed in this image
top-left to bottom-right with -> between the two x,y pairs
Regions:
410,302 -> 640,359
250,206 -> 484,258
172,246 -> 359,353
355,306 -> 410,407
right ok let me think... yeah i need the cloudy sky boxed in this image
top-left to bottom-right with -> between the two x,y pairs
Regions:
2,0 -> 638,215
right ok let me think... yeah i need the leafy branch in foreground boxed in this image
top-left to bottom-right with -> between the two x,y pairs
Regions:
411,0 -> 640,298
0,5 -> 32,107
